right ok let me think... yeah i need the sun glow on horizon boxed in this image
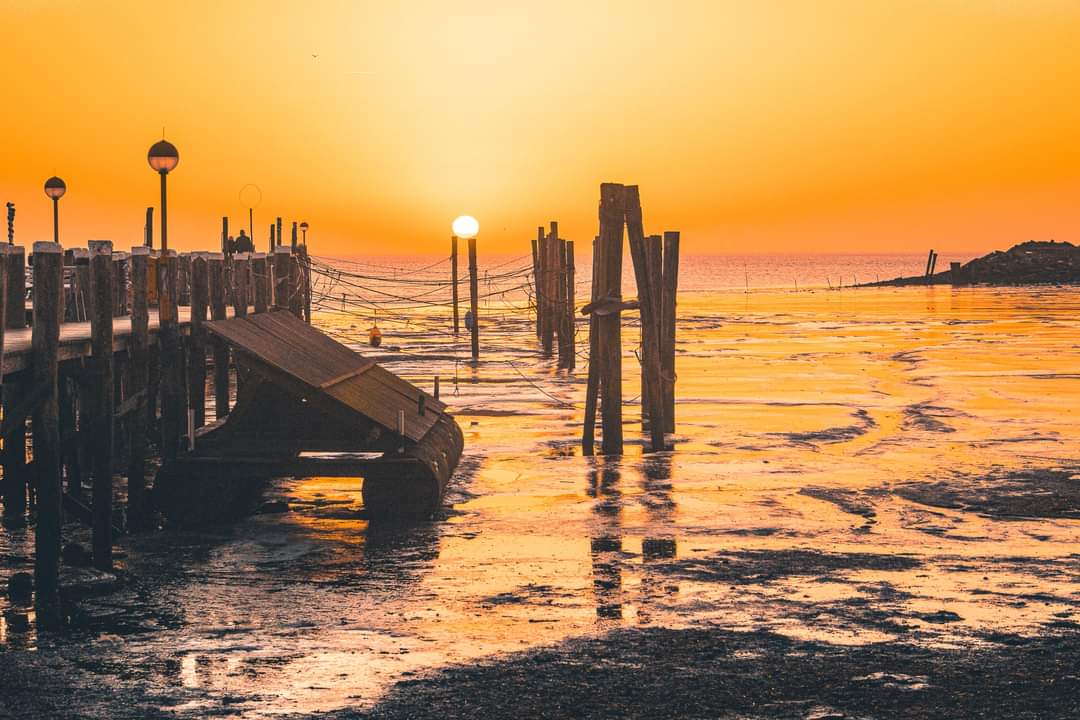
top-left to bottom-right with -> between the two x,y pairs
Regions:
452,215 -> 480,240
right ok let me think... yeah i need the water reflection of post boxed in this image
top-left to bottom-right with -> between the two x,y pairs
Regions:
588,457 -> 624,620
638,453 -> 677,624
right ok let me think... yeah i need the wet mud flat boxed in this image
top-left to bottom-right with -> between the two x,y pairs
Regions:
2,284 -> 1080,718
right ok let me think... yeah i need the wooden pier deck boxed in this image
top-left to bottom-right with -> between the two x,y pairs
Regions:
1,307 -> 234,375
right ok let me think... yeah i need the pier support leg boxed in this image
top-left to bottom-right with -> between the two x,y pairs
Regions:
209,254 -> 230,420
89,242 -> 115,569
468,237 -> 479,361
661,231 -> 680,433
31,242 -> 63,626
127,247 -> 150,529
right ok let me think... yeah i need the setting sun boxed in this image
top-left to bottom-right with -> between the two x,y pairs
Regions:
452,215 -> 480,239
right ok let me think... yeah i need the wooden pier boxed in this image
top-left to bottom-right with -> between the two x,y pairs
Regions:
0,241 -> 463,626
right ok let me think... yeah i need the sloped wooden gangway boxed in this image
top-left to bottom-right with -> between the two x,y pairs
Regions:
154,311 -> 462,524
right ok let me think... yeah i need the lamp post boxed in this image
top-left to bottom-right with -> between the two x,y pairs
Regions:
43,176 -> 66,244
147,140 -> 179,251
299,221 -> 309,246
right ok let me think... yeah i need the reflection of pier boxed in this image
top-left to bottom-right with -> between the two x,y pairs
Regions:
587,454 -> 678,623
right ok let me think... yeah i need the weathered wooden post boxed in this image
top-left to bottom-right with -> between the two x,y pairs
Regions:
1,245 -> 26,525
31,241 -> 63,625
126,247 -> 150,529
924,249 -> 935,280
639,234 -> 662,428
288,253 -> 302,318
451,236 -> 460,334
232,253 -> 250,319
468,237 -> 479,361
582,236 -> 601,456
628,229 -> 666,452
158,251 -> 182,463
178,252 -> 192,306
144,207 -> 154,248
540,226 -> 555,357
252,252 -> 269,313
531,233 -> 541,340
273,246 -> 291,310
189,254 -> 208,428
291,221 -> 298,251
597,184 -> 625,455
268,223 -> 276,252
89,241 -> 115,569
661,231 -> 679,433
565,240 -> 576,371
298,245 -> 312,322
222,217 -> 230,254
276,217 -> 283,253
208,253 -> 230,420
555,232 -> 569,367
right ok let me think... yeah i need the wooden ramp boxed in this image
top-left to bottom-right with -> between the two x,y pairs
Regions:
154,310 -> 464,525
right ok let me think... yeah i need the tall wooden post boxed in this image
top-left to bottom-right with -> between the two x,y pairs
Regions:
556,237 -> 570,368
468,237 -> 479,361
273,246 -> 291,310
531,234 -> 541,340
582,236 -> 601,456
89,242 -> 115,569
540,226 -> 554,357
276,217 -> 283,254
451,236 -> 460,334
1,245 -> 26,525
189,254 -> 208,428
598,184 -> 625,455
208,254 -> 229,420
126,247 -> 150,529
178,253 -> 192,306
291,221 -> 298,251
639,234 -> 663,427
269,223 -> 276,252
629,232 -> 666,452
565,240 -> 576,371
661,231 -> 680,433
158,251 -> 182,463
31,242 -> 63,626
222,217 -> 229,254
252,253 -> 269,313
288,253 -> 302,318
232,253 -> 250,319
299,246 -> 312,322
144,207 -> 154,247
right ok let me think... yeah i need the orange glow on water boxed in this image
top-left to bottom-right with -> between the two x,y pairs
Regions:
2,2 -> 1080,255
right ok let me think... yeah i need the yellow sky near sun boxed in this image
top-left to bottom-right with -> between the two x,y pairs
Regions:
2,0 -> 1080,256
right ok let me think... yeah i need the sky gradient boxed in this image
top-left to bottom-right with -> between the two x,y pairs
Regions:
3,0 -> 1079,256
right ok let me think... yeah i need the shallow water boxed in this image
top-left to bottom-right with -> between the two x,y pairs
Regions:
1,261 -> 1079,717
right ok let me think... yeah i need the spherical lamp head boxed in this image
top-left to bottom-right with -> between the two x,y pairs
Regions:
148,139 -> 180,173
44,176 -> 66,200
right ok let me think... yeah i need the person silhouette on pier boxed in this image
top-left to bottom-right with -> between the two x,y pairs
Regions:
234,229 -> 254,253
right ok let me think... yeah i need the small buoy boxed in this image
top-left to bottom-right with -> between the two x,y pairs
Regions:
369,326 -> 382,347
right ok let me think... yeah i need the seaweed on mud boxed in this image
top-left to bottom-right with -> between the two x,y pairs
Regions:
902,403 -> 961,433
342,625 -> 1080,720
776,408 -> 876,447
650,548 -> 921,586
897,467 -> 1080,520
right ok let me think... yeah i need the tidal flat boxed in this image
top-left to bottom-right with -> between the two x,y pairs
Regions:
2,281 -> 1079,718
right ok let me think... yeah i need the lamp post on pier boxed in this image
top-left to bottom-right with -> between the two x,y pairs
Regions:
43,176 -> 66,244
147,139 -> 179,251
299,221 -> 309,246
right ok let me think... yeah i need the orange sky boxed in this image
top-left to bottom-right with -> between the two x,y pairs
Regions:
3,0 -> 1080,256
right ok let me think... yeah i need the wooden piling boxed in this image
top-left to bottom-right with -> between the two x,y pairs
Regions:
189,254 -> 208,428
288,253 -> 302,318
597,184 -> 625,455
298,246 -> 312,323
468,237 -> 479,361
222,217 -> 229,254
628,230 -> 666,453
1,245 -> 26,525
531,234 -> 541,340
661,231 -> 679,433
252,253 -> 269,313
555,233 -> 569,368
451,236 -> 460,334
269,223 -> 276,252
232,253 -> 250,319
158,251 -> 182,463
31,242 -> 63,625
208,254 -> 230,420
540,226 -> 555,357
178,253 -> 192,306
639,234 -> 663,428
89,242 -> 115,569
273,246 -> 291,310
276,217 -> 283,253
582,236 -> 601,457
565,240 -> 576,371
126,247 -> 150,529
